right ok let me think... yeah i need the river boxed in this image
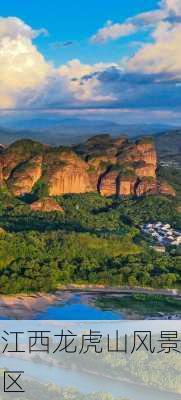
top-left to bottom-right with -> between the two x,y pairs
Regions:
0,291 -> 180,319
1,356 -> 180,400
36,293 -> 123,319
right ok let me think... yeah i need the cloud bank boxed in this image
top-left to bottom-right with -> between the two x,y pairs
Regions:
0,3 -> 181,120
0,17 -> 50,108
90,0 -> 181,43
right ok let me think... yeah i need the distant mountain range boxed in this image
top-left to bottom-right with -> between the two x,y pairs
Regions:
0,117 -> 180,168
0,116 -> 180,146
155,130 -> 181,167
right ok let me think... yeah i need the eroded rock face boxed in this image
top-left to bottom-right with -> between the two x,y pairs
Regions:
30,198 -> 64,212
119,176 -> 137,196
135,178 -> 176,197
43,149 -> 93,196
87,154 -> 115,191
1,140 -> 44,180
7,155 -> 43,196
0,159 -> 4,185
136,141 -> 157,166
134,162 -> 156,178
136,178 -> 158,197
0,137 -> 176,198
47,164 -> 93,196
96,138 -> 157,198
99,171 -> 137,197
99,170 -> 119,196
117,140 -> 157,169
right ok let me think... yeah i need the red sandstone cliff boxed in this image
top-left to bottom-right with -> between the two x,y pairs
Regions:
135,178 -> 176,197
0,136 -> 176,199
7,155 -> 43,196
42,148 -> 93,196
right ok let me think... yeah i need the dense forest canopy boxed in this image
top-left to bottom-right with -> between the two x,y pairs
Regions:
0,165 -> 180,294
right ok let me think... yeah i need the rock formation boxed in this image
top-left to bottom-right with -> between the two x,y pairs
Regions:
0,135 -> 176,199
42,148 -> 93,196
0,139 -> 44,180
135,178 -> 176,197
30,198 -> 64,212
99,170 -> 119,196
135,178 -> 158,197
119,176 -> 137,196
7,155 -> 43,196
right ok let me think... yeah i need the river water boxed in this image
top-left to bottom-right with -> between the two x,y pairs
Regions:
36,293 -> 123,320
1,356 -> 180,400
0,293 -> 180,399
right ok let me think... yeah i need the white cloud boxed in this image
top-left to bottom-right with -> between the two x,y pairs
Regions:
129,9 -> 166,25
1,12 -> 181,114
89,0 -> 181,81
58,59 -> 116,101
124,1 -> 181,77
161,0 -> 181,15
0,16 -> 48,40
91,21 -> 137,43
0,17 -> 116,109
127,21 -> 181,76
0,17 -> 50,108
90,0 -> 181,44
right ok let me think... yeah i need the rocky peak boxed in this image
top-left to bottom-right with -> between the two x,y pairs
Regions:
7,155 -> 43,196
42,147 -> 93,196
1,139 -> 44,180
0,135 -> 176,199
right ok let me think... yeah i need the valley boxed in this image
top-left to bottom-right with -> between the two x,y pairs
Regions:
0,134 -> 180,307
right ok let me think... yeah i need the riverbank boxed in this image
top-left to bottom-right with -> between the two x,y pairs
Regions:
0,292 -> 69,319
57,284 -> 181,297
0,287 -> 180,319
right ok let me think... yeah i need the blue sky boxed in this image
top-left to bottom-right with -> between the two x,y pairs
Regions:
0,0 -> 157,64
1,0 -> 181,125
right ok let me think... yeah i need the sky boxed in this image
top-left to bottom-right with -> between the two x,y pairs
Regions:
1,0 -> 181,125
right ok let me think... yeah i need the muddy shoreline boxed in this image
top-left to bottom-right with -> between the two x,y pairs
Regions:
0,286 -> 180,319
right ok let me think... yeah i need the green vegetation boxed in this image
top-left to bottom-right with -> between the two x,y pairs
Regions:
5,139 -> 43,157
158,166 -> 181,199
53,338 -> 181,395
95,294 -> 181,316
0,373 -> 125,400
136,136 -> 154,144
0,188 -> 180,294
32,178 -> 49,199
155,130 -> 181,167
